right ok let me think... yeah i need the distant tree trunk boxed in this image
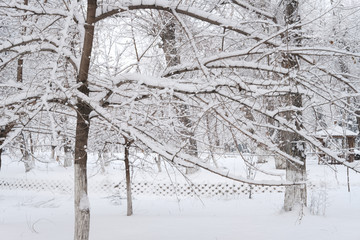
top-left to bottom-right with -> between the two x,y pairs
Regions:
97,144 -> 110,173
103,145 -> 110,167
206,115 -> 218,168
16,0 -> 33,173
155,155 -> 162,172
0,122 -> 15,171
356,110 -> 360,135
97,151 -> 106,173
20,133 -> 34,172
1,130 -> 7,171
74,1 -> 96,240
159,14 -> 198,174
64,139 -> 72,167
279,0 -> 307,212
124,139 -> 133,216
0,147 -> 2,170
17,0 -> 25,82
17,58 -> 24,83
51,145 -> 56,160
29,132 -> 35,162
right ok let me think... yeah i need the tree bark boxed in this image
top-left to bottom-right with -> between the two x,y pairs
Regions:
282,94 -> 307,211
0,123 -> 15,171
21,133 -> 34,172
159,14 -> 198,174
124,139 -> 133,216
279,0 -> 307,212
74,1 -> 97,240
0,137 -> 4,171
64,139 -> 73,167
0,147 -> 3,170
74,106 -> 91,240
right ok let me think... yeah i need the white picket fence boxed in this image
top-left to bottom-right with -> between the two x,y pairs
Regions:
0,177 -> 295,198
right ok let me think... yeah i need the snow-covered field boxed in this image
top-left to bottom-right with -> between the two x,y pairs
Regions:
1,153 -> 360,240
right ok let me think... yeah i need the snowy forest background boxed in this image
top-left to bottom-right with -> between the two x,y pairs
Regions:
1,0 -> 360,240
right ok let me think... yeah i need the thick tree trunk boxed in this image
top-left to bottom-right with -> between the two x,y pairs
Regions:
159,15 -> 198,174
282,95 -> 307,212
74,1 -> 97,240
74,104 -> 91,240
279,0 -> 307,211
124,139 -> 133,216
284,159 -> 307,211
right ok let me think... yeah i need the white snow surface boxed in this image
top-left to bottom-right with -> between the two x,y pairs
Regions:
0,153 -> 359,240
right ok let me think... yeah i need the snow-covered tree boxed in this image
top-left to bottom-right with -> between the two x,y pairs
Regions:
2,1 -> 360,239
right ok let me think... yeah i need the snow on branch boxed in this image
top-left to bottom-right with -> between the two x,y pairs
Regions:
70,88 -> 303,186
90,73 -> 238,97
0,104 -> 43,150
229,0 -> 276,22
0,2 -> 68,18
129,125 -> 301,187
95,0 -> 279,47
215,93 -> 360,173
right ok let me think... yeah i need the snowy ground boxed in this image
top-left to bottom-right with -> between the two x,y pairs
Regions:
1,152 -> 360,240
